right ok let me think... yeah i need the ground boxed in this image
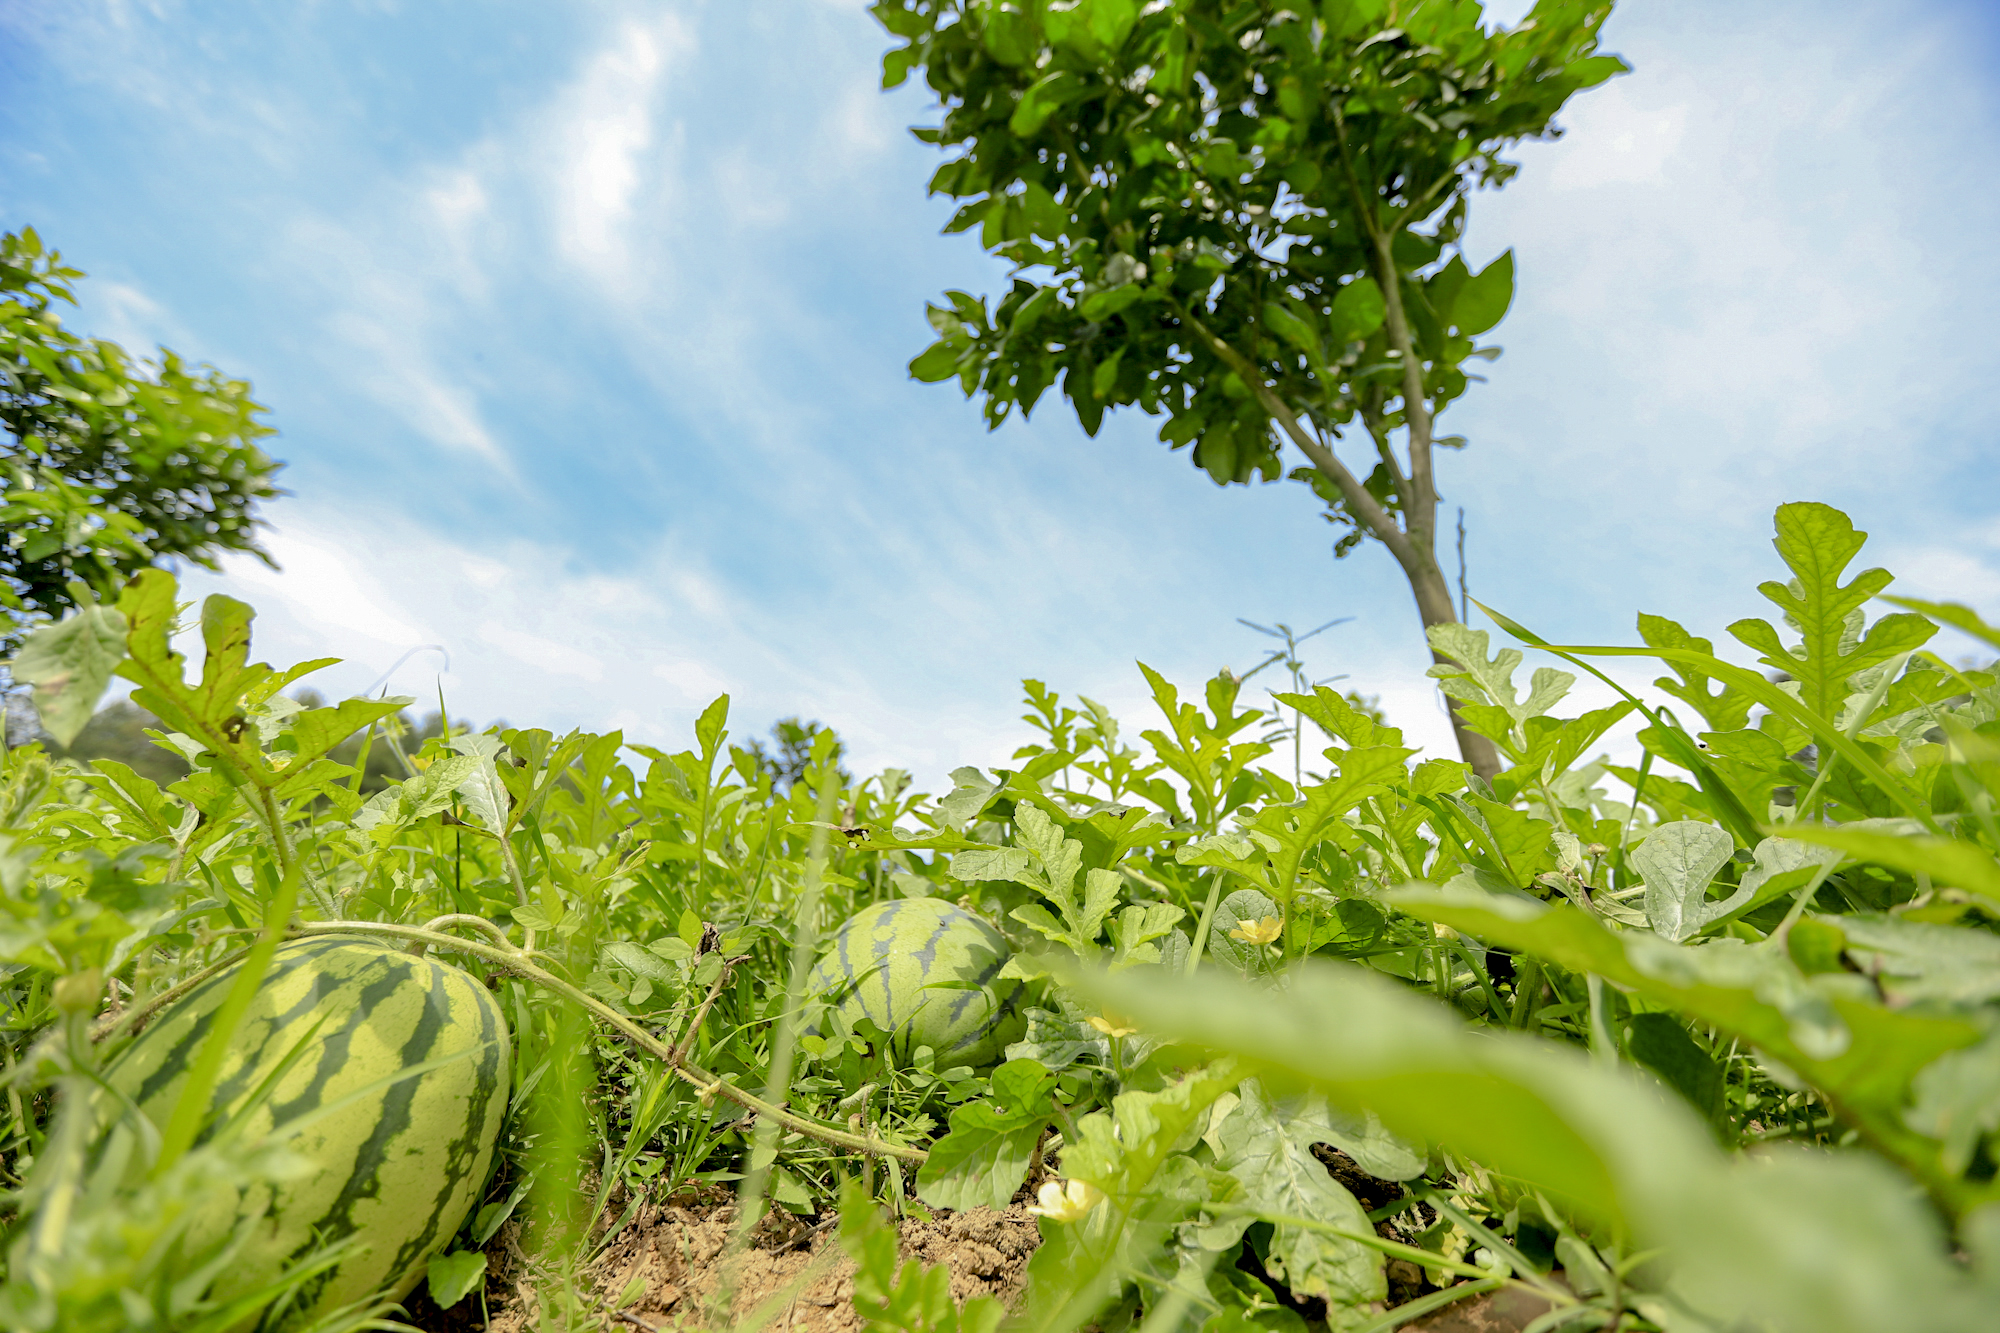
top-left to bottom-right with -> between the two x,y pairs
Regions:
400,1156 -> 1551,1331
402,1194 -> 1039,1333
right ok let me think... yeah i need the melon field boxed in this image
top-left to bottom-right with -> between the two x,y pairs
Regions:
3,500 -> 2000,1333
5,1 -> 1999,1329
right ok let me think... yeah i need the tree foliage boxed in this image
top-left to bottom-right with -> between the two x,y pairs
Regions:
1,228 -> 282,645
876,0 -> 1626,774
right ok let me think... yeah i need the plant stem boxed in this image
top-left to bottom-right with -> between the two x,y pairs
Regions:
1186,872 -> 1227,978
154,858 -> 300,1176
285,920 -> 924,1162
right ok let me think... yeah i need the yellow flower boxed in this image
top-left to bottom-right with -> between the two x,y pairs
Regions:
1228,915 -> 1283,947
1027,1179 -> 1103,1222
1087,1013 -> 1138,1039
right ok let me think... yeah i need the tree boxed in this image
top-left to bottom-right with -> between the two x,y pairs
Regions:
872,0 -> 1625,777
745,716 -> 850,792
1,228 -> 282,650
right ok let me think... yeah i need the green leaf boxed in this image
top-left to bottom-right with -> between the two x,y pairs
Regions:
1826,913 -> 2000,1007
1276,684 -> 1402,749
1625,1013 -> 1725,1127
1904,1030 -> 2000,1175
1771,826 -> 2000,904
1386,884 -> 1985,1202
694,693 -> 729,760
1881,595 -> 2000,654
1632,820 -> 1742,942
1327,277 -> 1384,342
1450,250 -> 1514,336
1011,71 -> 1082,136
9,600 -> 127,746
1637,613 -> 1755,732
910,338 -> 964,383
427,1249 -> 487,1309
1077,959 -> 1996,1333
981,4 -> 1040,66
933,766 -> 1000,831
1726,503 -> 1937,723
1212,1079 -> 1384,1307
604,941 -> 678,985
284,698 -> 409,768
1425,623 -> 1572,742
1078,283 -> 1143,322
1017,1063 -> 1245,1331
916,1059 -> 1056,1210
447,733 -> 513,835
1260,301 -> 1318,355
1209,888 -> 1280,972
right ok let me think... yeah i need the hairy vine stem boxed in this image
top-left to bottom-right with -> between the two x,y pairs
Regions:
287,920 -> 925,1163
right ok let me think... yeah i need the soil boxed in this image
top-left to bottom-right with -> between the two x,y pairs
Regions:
399,1153 -> 1543,1332
399,1192 -> 1042,1333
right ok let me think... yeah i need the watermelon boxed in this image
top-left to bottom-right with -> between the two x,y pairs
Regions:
805,897 -> 1025,1067
105,935 -> 509,1325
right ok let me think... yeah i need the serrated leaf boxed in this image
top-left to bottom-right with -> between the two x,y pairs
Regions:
1386,884 -> 1984,1180
952,846 -> 1036,884
917,1060 -> 1056,1210
448,732 -> 512,834
1425,623 -> 1573,739
1077,867 -> 1122,944
9,601 -> 127,746
1078,957 -> 1994,1333
1726,503 -> 1937,724
1633,821 -> 1742,942
1213,1079 -> 1384,1306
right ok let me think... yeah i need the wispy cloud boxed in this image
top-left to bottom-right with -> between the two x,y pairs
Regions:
544,15 -> 692,287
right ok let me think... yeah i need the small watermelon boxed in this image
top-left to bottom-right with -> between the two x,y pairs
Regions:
805,897 -> 1025,1067
105,935 -> 509,1326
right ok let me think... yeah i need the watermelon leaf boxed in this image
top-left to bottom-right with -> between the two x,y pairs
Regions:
1210,1078 -> 1384,1311
427,1249 -> 487,1308
1726,503 -> 1937,725
915,1060 -> 1058,1210
6,594 -> 127,747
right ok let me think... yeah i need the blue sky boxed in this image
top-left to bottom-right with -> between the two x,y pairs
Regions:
3,0 -> 1998,784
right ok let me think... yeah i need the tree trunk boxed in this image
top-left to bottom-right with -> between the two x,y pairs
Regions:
1403,549 -> 1504,783
1172,308 -> 1505,783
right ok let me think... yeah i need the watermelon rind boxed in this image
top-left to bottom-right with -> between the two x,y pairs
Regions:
805,897 -> 1025,1067
103,935 -> 510,1328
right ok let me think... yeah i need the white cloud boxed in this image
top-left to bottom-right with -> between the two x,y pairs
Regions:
546,15 -> 691,284
1449,0 -> 2000,640
323,309 -> 510,468
167,502 -> 1493,788
216,527 -> 431,650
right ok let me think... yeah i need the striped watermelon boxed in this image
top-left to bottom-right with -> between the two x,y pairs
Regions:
105,935 -> 509,1326
806,897 -> 1025,1067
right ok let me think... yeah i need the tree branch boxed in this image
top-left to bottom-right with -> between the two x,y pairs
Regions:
1358,397 -> 1416,519
1330,109 -> 1440,552
1174,305 -> 1420,573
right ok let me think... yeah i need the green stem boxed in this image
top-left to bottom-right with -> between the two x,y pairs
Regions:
1509,957 -> 1545,1030
1765,858 -> 1841,952
90,945 -> 253,1044
285,920 -> 923,1162
1351,1279 -> 1505,1333
154,858 -> 300,1176
1186,872 -> 1227,978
